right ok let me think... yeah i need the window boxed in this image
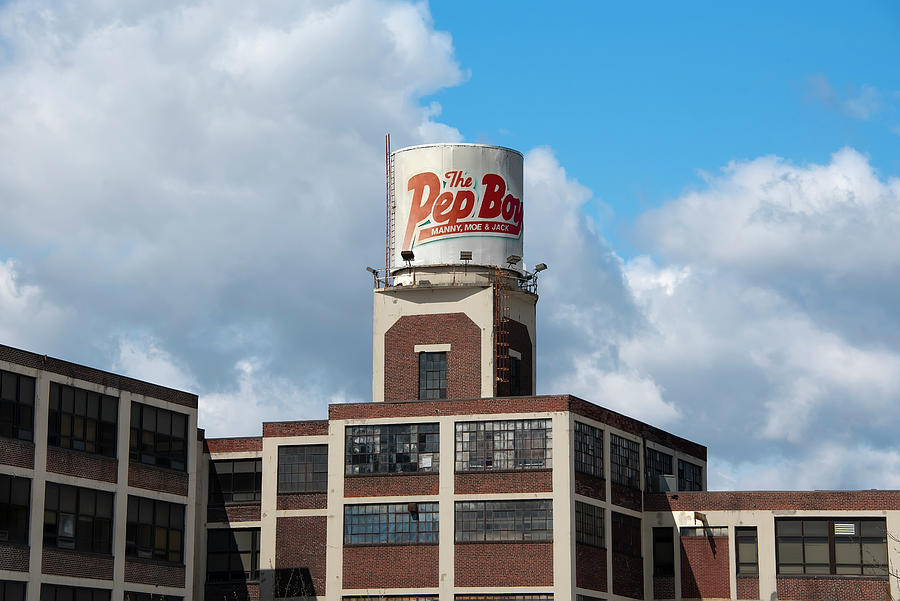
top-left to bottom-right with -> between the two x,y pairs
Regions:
345,424 -> 439,475
343,502 -> 438,545
574,501 -> 604,547
126,496 -> 185,563
736,527 -> 758,575
0,474 -> 30,544
508,356 -> 522,396
455,419 -> 552,472
680,526 -> 728,537
274,568 -> 316,599
43,482 -> 113,554
48,383 -> 118,458
0,581 -> 26,601
611,512 -> 641,557
652,527 -> 674,577
573,422 -> 603,478
775,518 -> 888,576
677,459 -> 702,491
129,403 -> 188,471
206,528 -> 260,582
609,434 -> 640,488
418,352 -> 446,399
455,500 -> 552,542
209,459 -> 262,503
41,585 -> 110,601
456,597 -> 552,601
124,593 -> 182,601
278,445 -> 328,493
646,448 -> 673,492
0,369 -> 34,441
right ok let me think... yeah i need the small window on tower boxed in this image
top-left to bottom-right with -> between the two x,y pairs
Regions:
418,352 -> 447,399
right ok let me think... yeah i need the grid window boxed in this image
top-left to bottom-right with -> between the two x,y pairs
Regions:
609,434 -> 640,488
41,585 -> 110,601
653,527 -> 675,577
126,496 -> 185,563
129,403 -> 188,471
345,597 -> 438,601
43,482 -> 113,554
456,597 -> 552,601
0,369 -> 34,441
677,459 -> 703,491
775,518 -> 888,576
573,422 -> 603,478
574,501 -> 604,547
206,528 -> 260,582
646,448 -> 673,492
0,581 -> 26,601
344,502 -> 438,545
209,459 -> 262,503
48,383 -> 118,458
680,526 -> 728,537
345,423 -> 439,475
418,352 -> 446,399
455,500 -> 552,542
611,512 -> 641,557
124,593 -> 183,601
736,527 -> 758,575
278,445 -> 328,493
0,474 -> 30,544
455,419 -> 552,472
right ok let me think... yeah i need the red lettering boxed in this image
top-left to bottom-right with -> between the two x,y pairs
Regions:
479,173 -> 505,219
501,194 -> 519,221
404,172 -> 440,250
432,191 -> 455,223
448,190 -> 475,224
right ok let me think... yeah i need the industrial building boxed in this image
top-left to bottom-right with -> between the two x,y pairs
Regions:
1,143 -> 898,601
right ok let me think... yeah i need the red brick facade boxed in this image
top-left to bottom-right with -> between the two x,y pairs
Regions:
645,489 -> 900,512
611,552 -> 643,599
342,544 -> 438,589
275,516 -> 327,596
575,544 -> 607,592
41,547 -> 114,580
205,437 -> 262,453
455,470 -> 552,494
205,583 -> 259,601
207,503 -> 261,523
776,576 -> 891,600
128,462 -> 189,496
574,471 -> 606,501
0,436 -> 34,469
123,558 -> 186,587
262,420 -> 328,437
736,576 -> 760,600
610,482 -> 642,511
653,575 -> 675,599
0,542 -> 29,572
383,313 -> 481,402
46,446 -> 117,483
680,535 -> 730,599
344,473 -> 439,497
276,493 -> 327,510
330,395 -> 570,421
455,542 -> 553,587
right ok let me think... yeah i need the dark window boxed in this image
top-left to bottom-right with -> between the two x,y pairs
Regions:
575,501 -> 604,547
343,502 -> 438,545
652,527 -> 675,576
124,593 -> 183,601
611,512 -> 641,557
278,445 -> 328,493
209,459 -> 262,503
680,526 -> 728,537
126,496 -> 185,563
0,581 -> 26,601
456,597 -> 552,601
206,528 -> 260,582
345,423 -> 438,475
455,419 -> 552,472
775,518 -> 888,576
274,568 -> 316,599
0,474 -> 30,544
48,383 -> 118,458
455,500 -> 552,542
41,585 -> 110,601
343,597 -> 438,601
0,369 -> 34,441
129,403 -> 188,471
646,448 -> 673,492
43,482 -> 113,554
736,526 -> 758,575
508,356 -> 522,396
677,459 -> 703,491
573,422 -> 603,478
609,434 -> 640,488
418,352 -> 446,399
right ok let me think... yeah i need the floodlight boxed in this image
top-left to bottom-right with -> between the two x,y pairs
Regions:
401,250 -> 415,261
506,254 -> 522,265
534,263 -> 548,273
365,266 -> 378,274
459,250 -> 473,261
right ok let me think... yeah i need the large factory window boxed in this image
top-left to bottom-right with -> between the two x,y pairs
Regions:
125,496 -> 185,563
129,402 -> 188,471
0,369 -> 35,441
677,459 -> 703,491
48,382 -> 118,458
609,434 -> 640,489
455,499 -> 552,542
646,448 -> 673,492
574,421 -> 603,478
418,352 -> 446,399
611,512 -> 642,558
455,419 -> 551,472
343,502 -> 438,545
0,474 -> 30,544
575,501 -> 604,547
41,585 -> 110,601
345,423 -> 439,475
652,527 -> 675,576
206,528 -> 260,582
278,445 -> 328,493
209,458 -> 263,503
736,526 -> 759,575
775,518 -> 888,576
0,581 -> 25,601
43,482 -> 113,554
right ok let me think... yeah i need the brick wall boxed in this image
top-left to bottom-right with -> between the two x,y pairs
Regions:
0,543 -> 29,572
455,542 -> 553,587
645,490 -> 900,512
455,471 -> 552,494
276,493 -> 327,510
41,548 -> 114,580
46,446 -> 117,483
342,544 -> 438,589
736,576 -> 759,600
128,462 -> 188,496
262,420 -> 328,437
207,503 -> 261,523
205,583 -> 259,601
575,544 -> 607,592
776,576 -> 891,600
680,535 -> 729,599
0,437 -> 34,469
344,474 -> 439,497
383,313 -> 482,402
205,437 -> 262,453
574,472 -> 606,501
610,552 -> 643,599
275,516 -> 327,596
653,575 -> 675,599
124,558 -> 185,587
495,319 -> 533,397
610,483 -> 642,511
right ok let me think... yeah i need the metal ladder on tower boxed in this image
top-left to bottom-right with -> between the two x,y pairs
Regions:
385,134 -> 395,284
493,266 -> 510,395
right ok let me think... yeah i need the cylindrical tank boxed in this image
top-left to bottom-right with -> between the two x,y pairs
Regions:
390,143 -> 524,272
